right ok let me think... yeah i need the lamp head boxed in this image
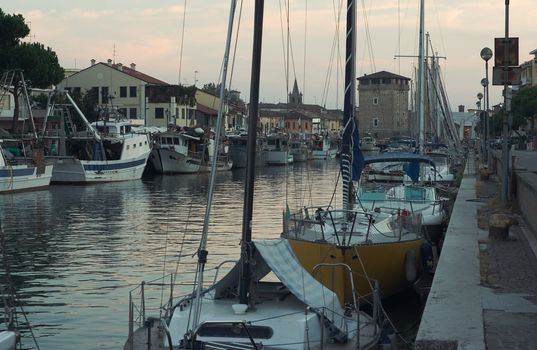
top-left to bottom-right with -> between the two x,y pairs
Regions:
480,47 -> 493,62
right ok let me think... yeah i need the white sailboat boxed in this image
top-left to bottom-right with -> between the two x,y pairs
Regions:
125,1 -> 381,349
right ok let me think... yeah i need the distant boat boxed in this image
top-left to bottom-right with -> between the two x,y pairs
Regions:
0,142 -> 53,194
265,132 -> 293,165
227,131 -> 266,168
360,136 -> 379,152
311,134 -> 337,159
289,137 -> 311,162
150,128 -> 233,173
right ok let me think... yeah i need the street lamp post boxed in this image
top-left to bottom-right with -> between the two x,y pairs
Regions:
481,77 -> 489,164
480,47 -> 493,167
477,93 -> 483,158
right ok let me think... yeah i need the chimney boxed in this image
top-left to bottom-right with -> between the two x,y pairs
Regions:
107,59 -> 112,65
90,59 -> 96,66
130,63 -> 136,70
458,105 -> 465,112
117,63 -> 123,71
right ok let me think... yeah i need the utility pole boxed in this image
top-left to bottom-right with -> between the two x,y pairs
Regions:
501,1 -> 510,202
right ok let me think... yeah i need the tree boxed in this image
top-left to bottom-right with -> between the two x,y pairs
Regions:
512,86 -> 537,145
0,9 -> 64,132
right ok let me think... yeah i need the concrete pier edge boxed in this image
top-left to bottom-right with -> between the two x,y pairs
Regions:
415,172 -> 485,349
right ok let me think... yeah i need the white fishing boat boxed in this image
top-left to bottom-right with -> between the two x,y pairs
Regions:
47,93 -> 151,183
125,2 -> 382,348
150,128 -> 232,174
311,134 -> 337,159
424,150 -> 456,186
265,133 -> 293,165
0,142 -> 53,194
289,137 -> 311,162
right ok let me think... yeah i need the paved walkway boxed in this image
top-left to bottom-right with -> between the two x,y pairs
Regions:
415,151 -> 537,349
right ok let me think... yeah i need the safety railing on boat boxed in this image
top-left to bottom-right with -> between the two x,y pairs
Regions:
312,262 -> 383,349
285,205 -> 419,244
127,262 -> 237,350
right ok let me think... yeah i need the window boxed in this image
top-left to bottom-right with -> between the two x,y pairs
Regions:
373,97 -> 378,105
118,108 -> 127,117
373,118 -> 379,127
130,86 -> 137,97
130,108 -> 137,118
155,107 -> 164,119
101,86 -> 109,104
120,86 -> 127,97
182,108 -> 186,119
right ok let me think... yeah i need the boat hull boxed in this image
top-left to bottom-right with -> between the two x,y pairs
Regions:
150,148 -> 232,174
287,238 -> 423,302
0,164 -> 53,193
311,149 -> 337,159
265,150 -> 293,165
50,154 -> 148,183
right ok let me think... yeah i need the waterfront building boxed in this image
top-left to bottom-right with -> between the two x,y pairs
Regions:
357,70 -> 410,139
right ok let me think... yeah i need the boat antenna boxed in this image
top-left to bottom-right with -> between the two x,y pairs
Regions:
191,0 -> 238,329
239,0 -> 265,306
340,0 -> 357,211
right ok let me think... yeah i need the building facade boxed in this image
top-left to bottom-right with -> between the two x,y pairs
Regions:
357,71 -> 410,139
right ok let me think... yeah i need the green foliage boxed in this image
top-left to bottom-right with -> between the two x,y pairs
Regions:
0,9 -> 64,87
13,42 -> 64,87
512,86 -> 537,130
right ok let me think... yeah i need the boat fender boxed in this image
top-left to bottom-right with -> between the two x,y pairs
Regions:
404,250 -> 418,283
420,241 -> 435,274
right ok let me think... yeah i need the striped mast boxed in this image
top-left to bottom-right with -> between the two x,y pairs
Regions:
341,0 -> 357,210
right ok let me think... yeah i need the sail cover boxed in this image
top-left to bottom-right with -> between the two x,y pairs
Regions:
254,239 -> 351,340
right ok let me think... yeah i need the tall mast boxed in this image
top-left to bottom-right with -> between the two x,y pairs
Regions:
191,0 -> 237,328
239,0 -> 265,305
417,0 -> 425,153
340,0 -> 357,210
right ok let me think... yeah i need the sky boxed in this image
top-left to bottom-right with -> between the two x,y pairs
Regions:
2,0 -> 536,112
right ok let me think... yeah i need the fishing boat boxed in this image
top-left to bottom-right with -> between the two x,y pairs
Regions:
0,141 -> 53,194
227,131 -> 266,168
47,93 -> 151,183
125,1 -> 382,349
265,132 -> 293,165
289,137 -> 311,162
281,0 -> 425,301
311,134 -> 338,159
356,153 -> 448,245
149,128 -> 233,174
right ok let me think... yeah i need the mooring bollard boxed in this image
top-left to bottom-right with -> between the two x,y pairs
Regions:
489,213 -> 517,240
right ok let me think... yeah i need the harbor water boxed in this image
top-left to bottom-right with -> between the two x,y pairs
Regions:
1,159 -> 364,349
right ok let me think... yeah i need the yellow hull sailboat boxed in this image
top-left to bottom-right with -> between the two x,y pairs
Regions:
281,0 -> 427,305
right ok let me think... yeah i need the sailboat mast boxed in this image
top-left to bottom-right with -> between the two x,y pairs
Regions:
239,0 -> 265,305
191,0 -> 238,329
417,0 -> 425,153
341,0 -> 357,211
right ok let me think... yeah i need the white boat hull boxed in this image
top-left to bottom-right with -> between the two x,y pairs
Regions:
50,154 -> 148,183
0,331 -> 16,350
0,164 -> 53,193
312,149 -> 337,159
265,150 -> 293,165
151,148 -> 232,174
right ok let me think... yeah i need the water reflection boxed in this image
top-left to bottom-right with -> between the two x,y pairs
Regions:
0,159 -> 420,349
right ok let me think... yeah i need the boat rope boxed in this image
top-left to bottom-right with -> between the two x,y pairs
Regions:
176,0 -> 188,84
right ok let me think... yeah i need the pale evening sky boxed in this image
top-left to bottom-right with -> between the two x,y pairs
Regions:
2,0 -> 536,112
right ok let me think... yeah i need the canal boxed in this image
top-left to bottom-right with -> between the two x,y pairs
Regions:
0,159 -> 424,349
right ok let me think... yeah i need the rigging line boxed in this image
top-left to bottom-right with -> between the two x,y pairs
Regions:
321,0 -> 343,108
228,0 -> 244,91
360,0 -> 376,73
159,209 -> 172,317
278,0 -> 289,97
177,0 -> 188,85
302,0 -> 308,102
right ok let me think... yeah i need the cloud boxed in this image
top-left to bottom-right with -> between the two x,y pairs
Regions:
68,8 -> 114,20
